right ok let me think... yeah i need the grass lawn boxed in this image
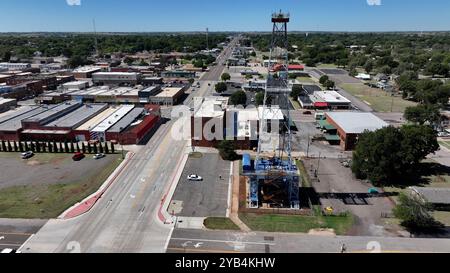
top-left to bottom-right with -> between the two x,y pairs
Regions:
189,152 -> 204,159
239,213 -> 353,235
296,160 -> 312,188
203,217 -> 240,230
0,154 -> 123,219
289,98 -> 301,110
296,76 -> 316,83
340,83 -> 417,112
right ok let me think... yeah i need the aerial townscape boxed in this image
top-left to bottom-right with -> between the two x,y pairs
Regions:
1,0 -> 450,264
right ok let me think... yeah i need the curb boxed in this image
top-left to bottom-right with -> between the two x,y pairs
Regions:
158,153 -> 189,224
59,152 -> 135,220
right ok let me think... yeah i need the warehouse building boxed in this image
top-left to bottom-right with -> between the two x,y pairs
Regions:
0,102 -> 160,144
0,105 -> 58,141
0,63 -> 31,71
138,86 -> 162,103
149,87 -> 185,106
21,103 -> 108,142
0,98 -> 17,113
92,72 -> 142,86
62,80 -> 90,91
106,107 -> 161,145
90,105 -> 135,142
161,70 -> 196,79
323,112 -> 389,150
73,66 -> 103,79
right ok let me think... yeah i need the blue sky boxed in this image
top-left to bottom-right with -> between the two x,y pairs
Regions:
0,0 -> 449,32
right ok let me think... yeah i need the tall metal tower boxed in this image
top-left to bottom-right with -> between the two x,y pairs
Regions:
253,11 -> 299,209
93,19 -> 99,57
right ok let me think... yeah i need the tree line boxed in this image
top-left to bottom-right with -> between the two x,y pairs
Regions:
0,140 -> 116,155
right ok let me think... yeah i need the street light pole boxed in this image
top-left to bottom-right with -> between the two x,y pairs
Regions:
306,134 -> 310,158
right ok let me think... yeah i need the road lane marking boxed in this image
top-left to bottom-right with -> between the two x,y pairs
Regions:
171,237 -> 275,246
167,247 -> 242,253
0,232 -> 33,236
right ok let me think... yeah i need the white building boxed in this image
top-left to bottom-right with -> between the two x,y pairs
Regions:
0,62 -> 31,71
92,72 -> 141,86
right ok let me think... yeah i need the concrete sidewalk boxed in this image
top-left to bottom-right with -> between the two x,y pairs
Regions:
230,160 -> 251,232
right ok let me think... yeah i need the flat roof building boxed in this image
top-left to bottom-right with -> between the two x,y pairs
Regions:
91,105 -> 135,141
325,112 -> 389,150
149,87 -> 185,106
73,66 -> 103,79
0,63 -> 31,71
0,98 -> 17,113
92,72 -> 142,86
310,91 -> 352,109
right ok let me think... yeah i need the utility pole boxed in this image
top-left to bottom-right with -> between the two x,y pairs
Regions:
206,28 -> 209,50
306,134 -> 310,158
316,152 -> 322,176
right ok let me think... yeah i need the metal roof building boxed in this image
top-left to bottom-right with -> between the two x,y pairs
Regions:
91,105 -> 135,133
107,108 -> 145,133
45,103 -> 108,129
326,112 -> 388,134
22,101 -> 81,126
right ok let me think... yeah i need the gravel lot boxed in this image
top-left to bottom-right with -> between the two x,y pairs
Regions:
0,152 -> 119,190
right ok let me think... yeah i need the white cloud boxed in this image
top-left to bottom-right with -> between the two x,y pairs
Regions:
66,0 -> 81,6
367,0 -> 382,5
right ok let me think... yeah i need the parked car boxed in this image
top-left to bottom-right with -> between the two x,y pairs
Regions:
187,174 -> 203,181
21,151 -> 34,159
93,153 -> 106,160
1,248 -> 20,253
72,152 -> 85,161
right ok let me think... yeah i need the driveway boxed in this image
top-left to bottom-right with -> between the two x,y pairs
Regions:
304,158 -> 399,237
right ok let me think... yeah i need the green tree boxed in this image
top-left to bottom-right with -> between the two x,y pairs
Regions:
352,125 -> 439,184
217,140 -> 239,161
221,73 -> 231,82
364,60 -> 374,74
291,85 -> 302,101
323,80 -> 335,90
393,193 -> 444,232
404,104 -> 441,126
193,59 -> 204,68
255,92 -> 272,106
319,75 -> 329,85
188,78 -> 195,85
229,91 -> 247,106
215,82 -> 227,93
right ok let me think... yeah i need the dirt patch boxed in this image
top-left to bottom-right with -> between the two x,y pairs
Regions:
308,228 -> 336,236
26,160 -> 41,166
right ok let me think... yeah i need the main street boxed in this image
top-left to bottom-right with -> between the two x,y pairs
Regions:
20,37 -> 238,253
168,229 -> 450,253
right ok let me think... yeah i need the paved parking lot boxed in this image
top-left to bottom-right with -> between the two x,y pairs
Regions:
290,111 -> 347,159
170,153 -> 231,217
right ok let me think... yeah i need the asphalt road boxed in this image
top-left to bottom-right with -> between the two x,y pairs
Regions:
167,229 -> 450,253
20,37 -> 239,253
0,219 -> 46,251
